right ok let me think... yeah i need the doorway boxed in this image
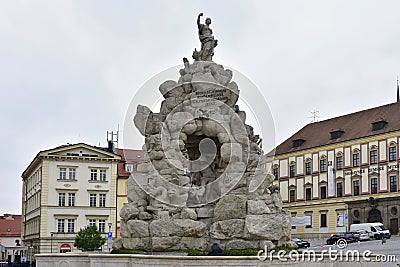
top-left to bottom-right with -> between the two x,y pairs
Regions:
367,208 -> 382,223
389,218 -> 398,234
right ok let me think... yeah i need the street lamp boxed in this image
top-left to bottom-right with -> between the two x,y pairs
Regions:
50,233 -> 54,254
29,240 -> 33,267
107,223 -> 112,253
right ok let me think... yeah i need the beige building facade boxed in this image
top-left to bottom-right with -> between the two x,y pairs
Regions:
273,102 -> 400,238
21,143 -> 120,253
115,148 -> 144,238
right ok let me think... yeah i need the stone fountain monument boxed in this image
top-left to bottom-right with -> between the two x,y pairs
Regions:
114,13 -> 291,251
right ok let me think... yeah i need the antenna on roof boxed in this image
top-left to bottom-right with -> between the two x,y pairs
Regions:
397,77 -> 399,103
309,110 -> 320,123
107,125 -> 119,152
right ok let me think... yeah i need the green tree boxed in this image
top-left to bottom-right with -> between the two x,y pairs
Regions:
74,225 -> 106,251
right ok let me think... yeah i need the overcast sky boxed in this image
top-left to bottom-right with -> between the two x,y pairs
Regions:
1,1 -> 400,214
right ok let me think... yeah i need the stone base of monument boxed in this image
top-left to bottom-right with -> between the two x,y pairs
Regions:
35,253 -> 393,267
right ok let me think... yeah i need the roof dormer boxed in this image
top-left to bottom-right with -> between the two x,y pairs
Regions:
371,120 -> 387,131
292,138 -> 305,148
330,129 -> 344,140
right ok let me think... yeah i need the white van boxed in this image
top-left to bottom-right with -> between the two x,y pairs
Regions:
349,223 -> 391,239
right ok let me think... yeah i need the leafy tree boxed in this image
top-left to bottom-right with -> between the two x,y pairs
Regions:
74,225 -> 106,251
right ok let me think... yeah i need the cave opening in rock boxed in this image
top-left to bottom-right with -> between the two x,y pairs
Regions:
184,134 -> 223,186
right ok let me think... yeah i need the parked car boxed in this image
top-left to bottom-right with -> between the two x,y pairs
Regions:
350,223 -> 391,239
326,233 -> 357,245
347,232 -> 361,242
350,230 -> 370,241
291,237 -> 310,248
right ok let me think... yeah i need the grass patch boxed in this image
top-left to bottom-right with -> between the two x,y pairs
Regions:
110,249 -> 146,254
222,249 -> 259,256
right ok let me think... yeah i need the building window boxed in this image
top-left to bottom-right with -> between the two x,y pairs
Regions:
68,193 -> 75,206
391,207 -> 398,216
67,219 -> 75,233
370,150 -> 378,164
336,156 -> 343,170
353,180 -> 360,196
390,175 -> 397,192
305,213 -> 312,228
389,146 -> 397,162
289,164 -> 295,177
69,168 -> 76,180
59,168 -> 66,180
320,159 -> 327,172
371,178 -> 378,194
330,130 -> 344,140
320,213 -> 327,227
99,170 -> 106,181
337,213 -> 345,227
125,164 -> 133,172
98,220 -> 106,233
57,219 -> 65,233
58,193 -> 66,207
305,162 -> 311,175
273,166 -> 279,180
90,194 -> 97,207
337,182 -> 343,197
289,189 -> 296,202
353,153 -> 360,167
372,120 -> 387,131
292,139 -> 305,148
353,210 -> 360,218
320,186 -> 327,199
291,213 -> 297,229
89,219 -> 96,227
305,188 -> 312,201
99,194 -> 106,207
90,169 -> 97,181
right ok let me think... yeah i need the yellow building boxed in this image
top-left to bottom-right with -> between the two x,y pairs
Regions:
115,148 -> 144,237
273,102 -> 400,238
21,143 -> 120,253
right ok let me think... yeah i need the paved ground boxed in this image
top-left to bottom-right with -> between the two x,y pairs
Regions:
300,235 -> 400,266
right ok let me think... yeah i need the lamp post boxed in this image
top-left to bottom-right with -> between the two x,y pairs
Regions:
50,233 -> 54,254
107,223 -> 112,253
29,240 -> 33,267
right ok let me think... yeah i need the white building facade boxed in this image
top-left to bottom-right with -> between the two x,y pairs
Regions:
21,143 -> 120,254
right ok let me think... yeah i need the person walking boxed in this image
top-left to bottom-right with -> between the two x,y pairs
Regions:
380,232 -> 386,244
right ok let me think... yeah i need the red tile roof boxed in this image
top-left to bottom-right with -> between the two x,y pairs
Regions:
275,102 -> 400,156
115,148 -> 145,177
0,214 -> 21,237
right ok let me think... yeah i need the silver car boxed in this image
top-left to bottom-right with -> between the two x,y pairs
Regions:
354,230 -> 370,241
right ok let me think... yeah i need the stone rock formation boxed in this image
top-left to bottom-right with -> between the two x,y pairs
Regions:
115,13 -> 291,251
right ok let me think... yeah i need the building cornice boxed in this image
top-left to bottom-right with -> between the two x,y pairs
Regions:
273,130 -> 400,160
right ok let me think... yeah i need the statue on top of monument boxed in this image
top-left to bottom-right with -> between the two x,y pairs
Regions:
193,13 -> 218,62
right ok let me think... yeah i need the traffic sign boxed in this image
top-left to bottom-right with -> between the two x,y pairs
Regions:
108,232 -> 112,239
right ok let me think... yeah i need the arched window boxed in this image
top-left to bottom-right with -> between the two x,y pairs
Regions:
336,152 -> 343,170
320,155 -> 327,172
289,161 -> 296,177
389,142 -> 397,162
305,158 -> 312,175
369,145 -> 378,164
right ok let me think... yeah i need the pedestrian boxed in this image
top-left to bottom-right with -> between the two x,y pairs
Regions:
207,243 -> 223,256
380,233 -> 386,244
